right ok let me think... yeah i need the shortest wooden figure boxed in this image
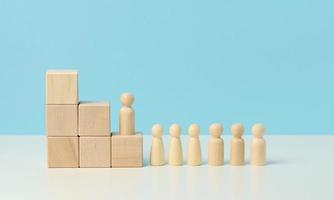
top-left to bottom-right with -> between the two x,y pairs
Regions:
251,123 -> 266,166
150,124 -> 165,166
230,123 -> 245,166
208,123 -> 224,166
187,124 -> 202,166
168,124 -> 183,166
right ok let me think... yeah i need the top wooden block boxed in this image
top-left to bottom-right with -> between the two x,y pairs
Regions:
46,70 -> 79,105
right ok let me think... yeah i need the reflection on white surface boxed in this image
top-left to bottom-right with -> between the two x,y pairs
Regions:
230,166 -> 245,200
46,165 -> 266,200
208,165 -> 225,197
47,170 -> 80,200
250,166 -> 266,200
1,136 -> 334,200
150,167 -> 166,199
187,166 -> 201,200
43,136 -> 270,200
168,166 -> 185,199
47,168 -> 146,200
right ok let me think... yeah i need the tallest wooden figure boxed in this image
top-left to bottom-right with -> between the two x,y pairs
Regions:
120,93 -> 135,135
111,92 -> 143,168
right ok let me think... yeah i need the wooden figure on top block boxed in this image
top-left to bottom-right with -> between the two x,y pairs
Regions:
168,124 -> 183,166
251,123 -> 266,166
208,123 -> 224,166
230,123 -> 245,166
111,92 -> 143,168
150,124 -> 165,166
187,124 -> 202,166
120,93 -> 135,135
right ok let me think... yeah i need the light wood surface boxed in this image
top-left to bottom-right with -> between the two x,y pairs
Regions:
168,124 -> 183,166
79,136 -> 111,168
47,136 -> 79,168
46,70 -> 78,105
111,133 -> 143,168
119,93 -> 135,135
46,105 -> 78,136
150,124 -> 165,166
230,123 -> 245,165
251,124 -> 266,166
187,124 -> 202,166
208,123 -> 224,166
79,101 -> 110,136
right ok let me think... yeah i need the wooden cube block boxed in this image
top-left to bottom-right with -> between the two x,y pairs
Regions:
46,70 -> 78,104
48,137 -> 79,168
79,137 -> 111,168
46,105 -> 78,136
79,102 -> 110,136
111,134 -> 143,168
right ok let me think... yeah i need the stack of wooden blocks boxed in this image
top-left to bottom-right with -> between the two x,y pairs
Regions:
46,70 -> 143,168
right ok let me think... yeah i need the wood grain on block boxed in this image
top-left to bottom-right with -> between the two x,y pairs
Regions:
111,134 -> 143,168
46,70 -> 78,104
48,137 -> 79,168
79,137 -> 111,168
79,101 -> 110,136
46,105 -> 78,136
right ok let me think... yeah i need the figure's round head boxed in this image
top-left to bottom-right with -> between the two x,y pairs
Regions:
188,124 -> 200,137
231,123 -> 244,138
210,123 -> 223,137
152,124 -> 163,137
252,123 -> 265,138
120,92 -> 134,106
169,124 -> 181,137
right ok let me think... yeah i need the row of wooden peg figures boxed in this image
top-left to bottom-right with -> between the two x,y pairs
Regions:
150,123 -> 266,166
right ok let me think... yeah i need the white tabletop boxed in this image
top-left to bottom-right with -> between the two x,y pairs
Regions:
0,135 -> 332,200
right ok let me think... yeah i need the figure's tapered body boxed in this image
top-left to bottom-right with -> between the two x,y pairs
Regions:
150,124 -> 165,166
168,124 -> 183,166
231,139 -> 244,165
251,139 -> 266,165
187,124 -> 202,166
208,123 -> 224,166
251,124 -> 266,166
230,124 -> 245,165
120,107 -> 134,135
119,93 -> 135,135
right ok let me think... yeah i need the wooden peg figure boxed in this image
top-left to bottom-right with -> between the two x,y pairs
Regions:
187,124 -> 202,166
168,124 -> 183,166
251,123 -> 266,166
230,123 -> 245,166
150,124 -> 165,166
208,123 -> 224,166
119,93 -> 135,135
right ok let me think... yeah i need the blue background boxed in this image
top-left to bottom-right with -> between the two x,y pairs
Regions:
0,0 -> 333,135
